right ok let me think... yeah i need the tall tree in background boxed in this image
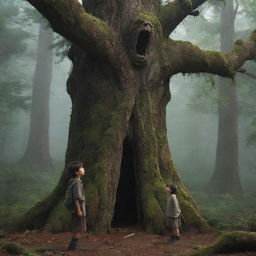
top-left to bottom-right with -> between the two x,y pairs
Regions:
20,21 -> 53,168
206,1 -> 243,195
22,0 -> 256,234
0,1 -> 30,157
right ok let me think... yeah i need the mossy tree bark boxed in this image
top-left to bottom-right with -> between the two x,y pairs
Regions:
20,22 -> 53,168
181,231 -> 256,256
206,1 -> 243,195
22,0 -> 256,233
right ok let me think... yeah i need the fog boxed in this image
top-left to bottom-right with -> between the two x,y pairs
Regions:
2,57 -> 71,161
1,1 -> 255,192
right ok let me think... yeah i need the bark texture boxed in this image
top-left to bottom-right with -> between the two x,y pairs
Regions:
20,22 -> 53,168
22,0 -> 256,233
206,1 -> 243,195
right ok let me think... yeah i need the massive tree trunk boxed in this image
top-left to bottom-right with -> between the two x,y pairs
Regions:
21,0 -> 256,233
20,22 -> 53,168
206,1 -> 243,195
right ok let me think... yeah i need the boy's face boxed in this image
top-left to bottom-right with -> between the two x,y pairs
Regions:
76,166 -> 85,177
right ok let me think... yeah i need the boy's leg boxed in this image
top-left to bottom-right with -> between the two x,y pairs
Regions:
68,215 -> 87,250
173,227 -> 180,241
167,228 -> 176,244
174,227 -> 179,236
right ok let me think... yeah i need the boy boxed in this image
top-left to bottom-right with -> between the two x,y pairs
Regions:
166,183 -> 181,244
66,161 -> 87,251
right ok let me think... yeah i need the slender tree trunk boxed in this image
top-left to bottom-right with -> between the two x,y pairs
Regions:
206,1 -> 242,195
20,22 -> 53,168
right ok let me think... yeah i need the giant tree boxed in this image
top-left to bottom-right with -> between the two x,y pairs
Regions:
22,0 -> 256,234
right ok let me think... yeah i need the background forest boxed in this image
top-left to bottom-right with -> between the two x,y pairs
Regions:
0,0 -> 256,233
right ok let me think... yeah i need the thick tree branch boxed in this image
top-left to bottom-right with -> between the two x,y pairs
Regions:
163,39 -> 235,77
159,0 -> 207,37
226,31 -> 256,71
25,0 -> 120,65
163,30 -> 256,78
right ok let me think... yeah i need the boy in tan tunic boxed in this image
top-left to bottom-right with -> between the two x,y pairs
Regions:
166,183 -> 181,244
66,161 -> 87,250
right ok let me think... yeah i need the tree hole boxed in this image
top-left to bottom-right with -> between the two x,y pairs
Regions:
112,137 -> 137,227
136,31 -> 150,56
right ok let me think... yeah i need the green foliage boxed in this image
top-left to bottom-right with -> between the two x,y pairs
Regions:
0,162 -> 63,228
192,192 -> 256,231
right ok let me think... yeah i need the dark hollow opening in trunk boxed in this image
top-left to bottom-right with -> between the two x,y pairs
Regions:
136,31 -> 150,56
112,137 -> 137,227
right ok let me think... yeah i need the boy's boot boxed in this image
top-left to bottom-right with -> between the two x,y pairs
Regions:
167,235 -> 176,244
68,237 -> 88,251
75,240 -> 88,251
67,237 -> 78,250
175,236 -> 180,242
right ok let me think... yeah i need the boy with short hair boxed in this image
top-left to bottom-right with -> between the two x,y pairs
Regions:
166,183 -> 181,244
66,161 -> 87,251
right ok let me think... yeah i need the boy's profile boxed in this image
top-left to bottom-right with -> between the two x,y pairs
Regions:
166,183 -> 181,244
65,161 -> 87,251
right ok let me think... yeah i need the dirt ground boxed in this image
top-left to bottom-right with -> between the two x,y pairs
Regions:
1,227 -> 256,256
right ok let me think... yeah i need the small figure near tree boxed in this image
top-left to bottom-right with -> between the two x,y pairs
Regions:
64,161 -> 87,251
166,183 -> 181,244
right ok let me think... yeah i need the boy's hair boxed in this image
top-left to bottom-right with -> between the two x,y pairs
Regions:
68,161 -> 84,177
166,183 -> 177,194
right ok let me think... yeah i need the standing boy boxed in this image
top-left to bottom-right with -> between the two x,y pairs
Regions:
166,183 -> 181,244
65,161 -> 87,251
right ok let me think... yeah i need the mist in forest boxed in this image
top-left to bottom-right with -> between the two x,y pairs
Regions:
1,0 -> 256,231
1,0 -> 256,190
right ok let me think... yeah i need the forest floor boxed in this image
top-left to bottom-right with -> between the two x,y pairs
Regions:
0,227 -> 256,256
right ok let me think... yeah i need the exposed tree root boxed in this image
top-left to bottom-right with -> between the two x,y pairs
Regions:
0,241 -> 39,256
180,231 -> 256,256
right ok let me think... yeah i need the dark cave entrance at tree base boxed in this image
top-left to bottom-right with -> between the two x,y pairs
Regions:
112,137 -> 138,227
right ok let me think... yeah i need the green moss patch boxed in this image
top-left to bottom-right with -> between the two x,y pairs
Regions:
0,241 -> 39,256
184,231 -> 256,256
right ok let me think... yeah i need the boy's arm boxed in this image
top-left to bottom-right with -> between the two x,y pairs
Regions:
74,200 -> 83,217
168,196 -> 180,218
72,182 -> 83,217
